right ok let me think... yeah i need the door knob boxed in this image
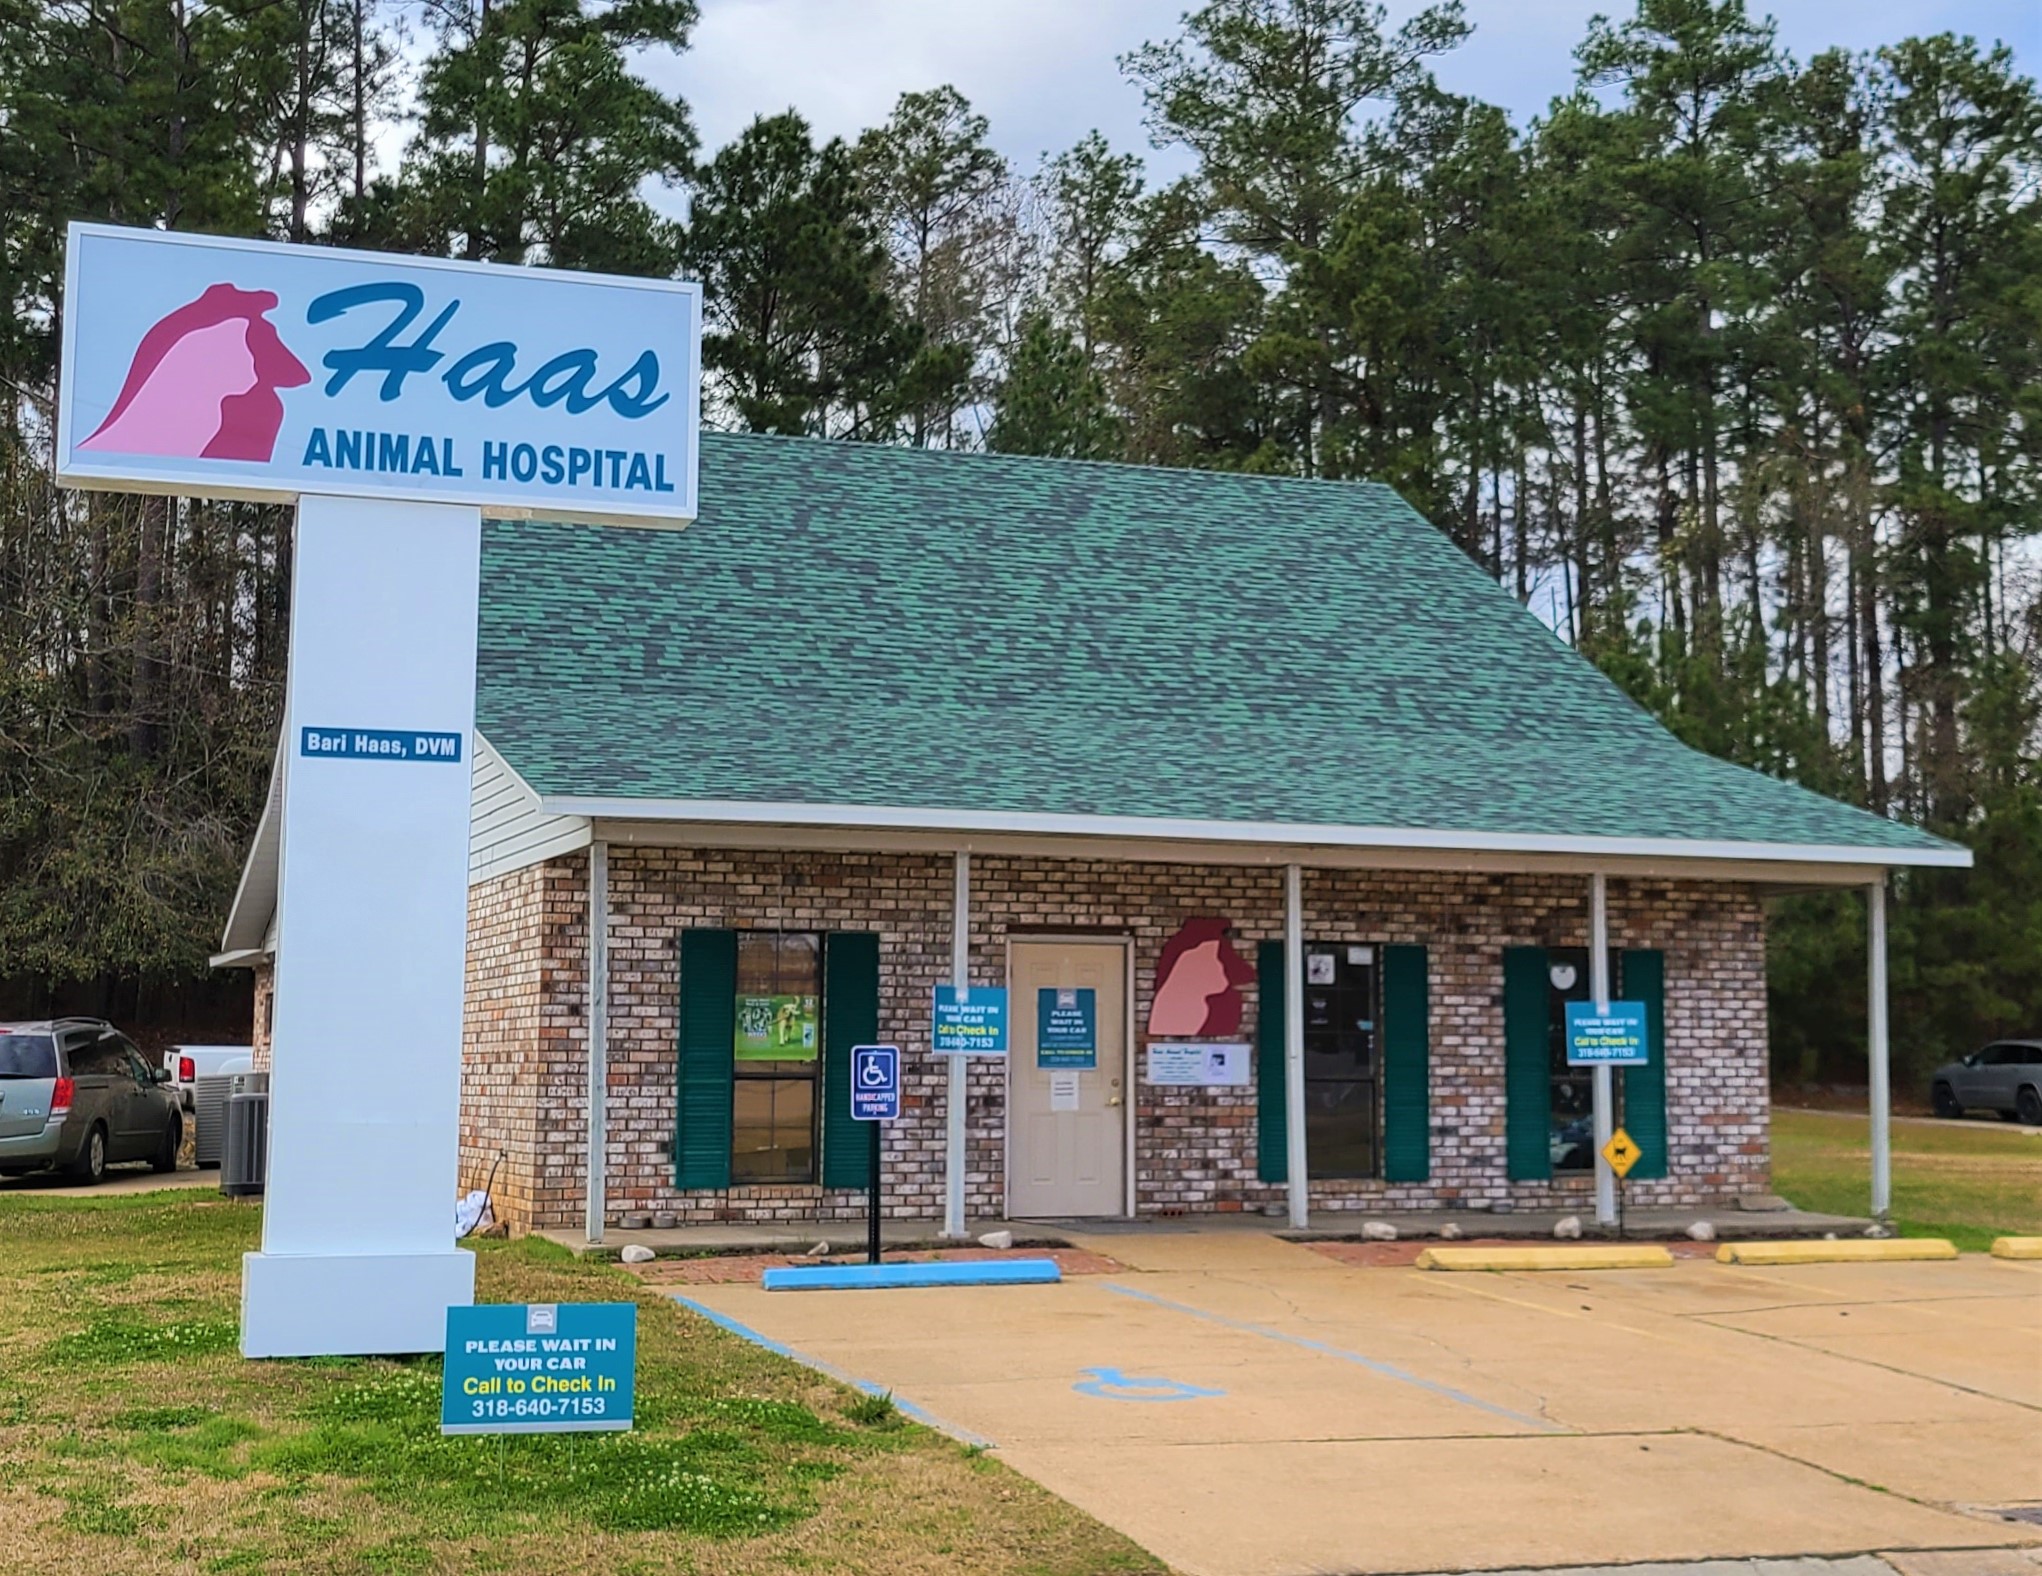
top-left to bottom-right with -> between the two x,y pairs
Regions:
1107,1096 -> 1122,1107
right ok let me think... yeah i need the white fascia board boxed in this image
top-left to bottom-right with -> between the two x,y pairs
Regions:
538,795 -> 1972,871
209,948 -> 266,970
218,734 -> 287,955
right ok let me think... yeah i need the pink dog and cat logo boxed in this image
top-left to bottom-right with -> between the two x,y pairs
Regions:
79,283 -> 311,462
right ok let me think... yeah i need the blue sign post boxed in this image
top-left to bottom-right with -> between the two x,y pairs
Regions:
933,985 -> 1008,1055
441,1302 -> 636,1434
1564,1001 -> 1650,1066
850,1044 -> 899,1264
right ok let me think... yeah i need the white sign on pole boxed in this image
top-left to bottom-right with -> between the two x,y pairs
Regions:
56,224 -> 703,1357
58,223 -> 700,527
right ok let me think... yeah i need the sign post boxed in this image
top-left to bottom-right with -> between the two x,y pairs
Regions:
56,223 -> 699,1357
851,1045 -> 900,1265
1600,1127 -> 1642,1238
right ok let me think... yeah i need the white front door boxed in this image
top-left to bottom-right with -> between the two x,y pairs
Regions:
1007,940 -> 1127,1218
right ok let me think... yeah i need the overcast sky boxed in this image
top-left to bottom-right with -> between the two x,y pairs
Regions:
649,0 -> 2040,178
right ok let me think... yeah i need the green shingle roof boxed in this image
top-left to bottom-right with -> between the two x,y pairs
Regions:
474,432 -> 1959,862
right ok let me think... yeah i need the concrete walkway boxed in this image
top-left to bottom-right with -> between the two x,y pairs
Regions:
1438,1557 -> 2042,1576
0,1163 -> 219,1198
540,1202 -> 1871,1259
670,1231 -> 2042,1576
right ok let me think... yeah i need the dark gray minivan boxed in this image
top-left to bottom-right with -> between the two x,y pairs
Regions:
0,1019 -> 183,1182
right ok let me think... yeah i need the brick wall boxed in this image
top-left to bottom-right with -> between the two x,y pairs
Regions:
251,961 -> 274,1072
458,858 -> 587,1226
460,847 -> 1770,1230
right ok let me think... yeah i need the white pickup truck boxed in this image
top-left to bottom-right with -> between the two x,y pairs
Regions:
166,1044 -> 253,1110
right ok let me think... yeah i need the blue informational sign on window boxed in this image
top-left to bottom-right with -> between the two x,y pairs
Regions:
1564,1001 -> 1650,1067
442,1303 -> 636,1435
932,985 -> 1008,1055
1036,987 -> 1097,1069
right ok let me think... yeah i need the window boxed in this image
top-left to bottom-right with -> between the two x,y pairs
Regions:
1545,949 -> 1621,1172
0,1034 -> 57,1079
1303,943 -> 1379,1179
68,1032 -> 128,1078
732,932 -> 820,1182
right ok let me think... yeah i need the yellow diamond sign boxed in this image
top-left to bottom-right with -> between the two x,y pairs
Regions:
1601,1128 -> 1642,1179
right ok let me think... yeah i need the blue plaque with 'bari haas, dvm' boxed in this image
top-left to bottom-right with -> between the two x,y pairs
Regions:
442,1302 -> 636,1434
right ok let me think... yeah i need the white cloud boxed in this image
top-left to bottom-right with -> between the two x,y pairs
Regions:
644,0 -> 2039,180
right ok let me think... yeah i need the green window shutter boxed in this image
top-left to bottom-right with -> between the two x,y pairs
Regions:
1503,946 -> 1552,1181
675,929 -> 736,1190
821,932 -> 880,1190
1256,939 -> 1287,1183
1622,950 -> 1668,1180
1381,944 -> 1430,1182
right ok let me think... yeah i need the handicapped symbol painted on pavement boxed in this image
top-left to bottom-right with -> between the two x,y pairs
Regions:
1072,1366 -> 1226,1403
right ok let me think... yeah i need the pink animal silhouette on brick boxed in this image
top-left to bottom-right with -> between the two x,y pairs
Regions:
1148,918 -> 1255,1037
80,282 -> 309,462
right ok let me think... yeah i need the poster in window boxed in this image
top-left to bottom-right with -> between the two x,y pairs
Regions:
734,994 -> 819,1061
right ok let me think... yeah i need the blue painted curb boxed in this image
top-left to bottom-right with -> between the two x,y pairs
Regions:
761,1258 -> 1063,1291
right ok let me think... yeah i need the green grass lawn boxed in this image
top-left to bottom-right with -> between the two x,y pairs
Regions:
0,1189 -> 1163,1576
1771,1106 -> 2042,1251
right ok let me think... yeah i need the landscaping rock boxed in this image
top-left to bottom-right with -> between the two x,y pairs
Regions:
1735,1192 -> 1791,1212
1553,1215 -> 1583,1240
619,1245 -> 654,1264
978,1229 -> 1014,1250
1359,1221 -> 1397,1242
1439,1222 -> 1463,1241
806,1241 -> 830,1257
1686,1221 -> 1716,1242
1864,1222 -> 1893,1239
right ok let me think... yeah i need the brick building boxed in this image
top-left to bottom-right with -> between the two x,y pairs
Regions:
216,433 -> 1965,1235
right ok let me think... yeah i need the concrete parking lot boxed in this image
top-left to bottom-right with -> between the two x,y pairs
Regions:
674,1232 -> 2042,1576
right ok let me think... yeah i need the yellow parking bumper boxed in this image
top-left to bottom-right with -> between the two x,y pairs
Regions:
1989,1236 -> 2042,1259
1715,1238 -> 1957,1265
1414,1244 -> 1675,1272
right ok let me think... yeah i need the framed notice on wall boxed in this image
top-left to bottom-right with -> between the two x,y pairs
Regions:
1036,987 -> 1097,1069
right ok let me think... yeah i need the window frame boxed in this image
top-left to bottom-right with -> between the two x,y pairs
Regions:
729,931 -> 823,1185
1544,948 -> 1622,1174
1301,940 -> 1382,1182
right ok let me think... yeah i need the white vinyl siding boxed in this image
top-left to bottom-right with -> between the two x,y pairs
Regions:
470,733 -> 590,883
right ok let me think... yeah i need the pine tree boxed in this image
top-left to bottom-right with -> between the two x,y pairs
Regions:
683,112 -> 919,437
988,314 -> 1122,460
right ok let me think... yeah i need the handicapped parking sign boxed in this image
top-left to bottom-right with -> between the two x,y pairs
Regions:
851,1044 -> 900,1122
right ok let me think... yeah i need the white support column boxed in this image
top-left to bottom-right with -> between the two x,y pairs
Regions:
242,496 -> 479,1357
1589,871 -> 1617,1228
1284,864 -> 1309,1231
943,850 -> 971,1239
585,839 -> 609,1245
1868,879 -> 1891,1221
